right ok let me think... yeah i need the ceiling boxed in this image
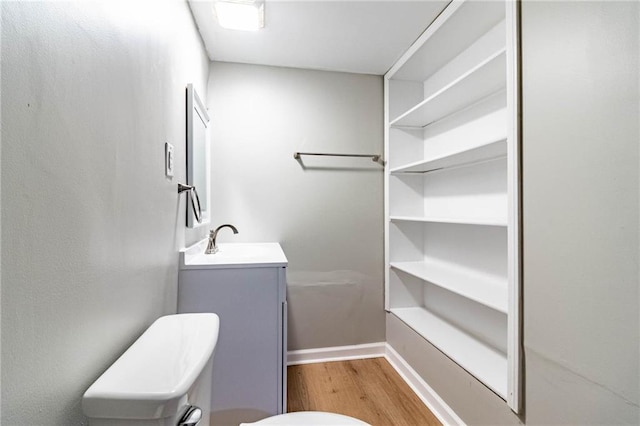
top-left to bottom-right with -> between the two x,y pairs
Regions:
188,0 -> 449,75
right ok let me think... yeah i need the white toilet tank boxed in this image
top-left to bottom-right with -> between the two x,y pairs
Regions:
82,313 -> 219,426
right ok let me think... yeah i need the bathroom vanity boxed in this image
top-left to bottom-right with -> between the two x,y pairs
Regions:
178,240 -> 288,426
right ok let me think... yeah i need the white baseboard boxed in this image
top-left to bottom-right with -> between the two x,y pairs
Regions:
287,342 -> 386,365
384,344 -> 465,426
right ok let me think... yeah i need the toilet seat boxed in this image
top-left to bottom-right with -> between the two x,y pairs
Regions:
240,411 -> 371,425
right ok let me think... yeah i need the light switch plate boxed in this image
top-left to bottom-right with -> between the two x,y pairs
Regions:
165,142 -> 174,177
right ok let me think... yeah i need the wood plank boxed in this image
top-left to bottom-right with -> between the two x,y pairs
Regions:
390,259 -> 508,313
287,358 -> 442,426
389,140 -> 507,175
390,50 -> 506,128
390,215 -> 507,227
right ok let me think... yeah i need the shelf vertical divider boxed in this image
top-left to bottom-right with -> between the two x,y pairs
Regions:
506,0 -> 522,414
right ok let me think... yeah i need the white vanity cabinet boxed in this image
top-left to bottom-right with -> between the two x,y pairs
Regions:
178,241 -> 288,426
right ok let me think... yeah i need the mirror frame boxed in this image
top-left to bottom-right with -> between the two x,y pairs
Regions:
186,83 -> 211,228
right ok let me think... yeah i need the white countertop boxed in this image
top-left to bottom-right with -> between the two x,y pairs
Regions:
180,240 -> 288,269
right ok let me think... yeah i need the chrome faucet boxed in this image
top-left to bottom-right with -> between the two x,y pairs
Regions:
205,224 -> 239,254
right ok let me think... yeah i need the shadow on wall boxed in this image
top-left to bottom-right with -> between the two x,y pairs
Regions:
287,270 -> 384,350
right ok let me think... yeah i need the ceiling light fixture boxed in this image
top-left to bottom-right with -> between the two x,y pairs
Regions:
213,0 -> 265,31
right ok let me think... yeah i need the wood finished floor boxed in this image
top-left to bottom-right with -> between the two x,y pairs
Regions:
287,358 -> 442,426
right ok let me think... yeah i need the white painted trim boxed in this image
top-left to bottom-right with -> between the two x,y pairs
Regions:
385,0 -> 465,79
383,75 -> 390,311
287,342 -> 386,366
384,344 -> 466,426
505,0 -> 522,413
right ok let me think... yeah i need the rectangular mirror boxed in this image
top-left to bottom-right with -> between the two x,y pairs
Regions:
186,83 -> 210,228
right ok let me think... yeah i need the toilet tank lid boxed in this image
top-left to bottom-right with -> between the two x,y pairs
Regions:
82,313 -> 219,420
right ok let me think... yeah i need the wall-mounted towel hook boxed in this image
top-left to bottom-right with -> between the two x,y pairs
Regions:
178,183 -> 202,224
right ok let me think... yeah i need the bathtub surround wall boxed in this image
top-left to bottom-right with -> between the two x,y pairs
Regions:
388,1 -> 639,424
1,2 -> 209,424
208,62 -> 385,350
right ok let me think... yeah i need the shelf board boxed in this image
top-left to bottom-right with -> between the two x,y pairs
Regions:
391,139 -> 506,174
390,215 -> 507,227
390,49 -> 506,128
389,1 -> 506,82
390,306 -> 507,398
390,259 -> 508,313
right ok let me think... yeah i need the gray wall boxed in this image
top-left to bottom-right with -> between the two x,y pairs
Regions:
522,0 -> 638,423
1,2 -> 209,424
388,1 -> 639,424
207,62 -> 385,350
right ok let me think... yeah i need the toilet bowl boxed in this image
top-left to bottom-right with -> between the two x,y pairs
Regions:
240,411 -> 370,425
82,313 -> 219,426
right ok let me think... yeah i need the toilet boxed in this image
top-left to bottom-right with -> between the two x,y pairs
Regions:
240,412 -> 370,425
82,313 -> 219,426
83,313 -> 369,426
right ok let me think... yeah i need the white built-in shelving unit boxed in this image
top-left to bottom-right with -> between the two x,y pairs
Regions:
384,0 -> 521,412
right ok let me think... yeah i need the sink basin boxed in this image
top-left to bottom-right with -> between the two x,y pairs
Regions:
180,241 -> 288,269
